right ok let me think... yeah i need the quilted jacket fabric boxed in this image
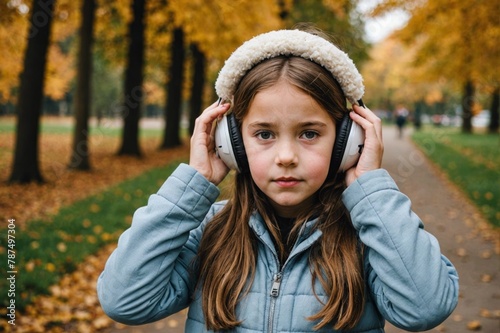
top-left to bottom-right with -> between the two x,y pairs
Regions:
97,163 -> 458,332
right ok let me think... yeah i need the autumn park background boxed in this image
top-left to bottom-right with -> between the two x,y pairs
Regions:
0,0 -> 499,332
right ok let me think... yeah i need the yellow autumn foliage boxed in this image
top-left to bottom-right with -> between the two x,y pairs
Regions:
0,3 -> 28,102
44,44 -> 75,100
0,0 -> 80,103
373,0 -> 499,89
3,0 -> 353,107
142,0 -> 291,105
361,36 -> 448,106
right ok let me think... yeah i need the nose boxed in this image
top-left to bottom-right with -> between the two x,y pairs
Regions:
275,139 -> 298,167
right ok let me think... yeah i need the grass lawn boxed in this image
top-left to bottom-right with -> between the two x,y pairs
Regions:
412,126 -> 500,228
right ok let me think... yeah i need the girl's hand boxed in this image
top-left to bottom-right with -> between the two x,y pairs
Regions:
345,104 -> 384,186
189,101 -> 231,185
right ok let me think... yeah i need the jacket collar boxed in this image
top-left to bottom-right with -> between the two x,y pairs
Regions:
249,211 -> 323,258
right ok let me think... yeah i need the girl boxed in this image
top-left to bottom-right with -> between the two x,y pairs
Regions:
98,28 -> 458,332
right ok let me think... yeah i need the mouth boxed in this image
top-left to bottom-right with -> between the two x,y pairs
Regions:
274,177 -> 301,187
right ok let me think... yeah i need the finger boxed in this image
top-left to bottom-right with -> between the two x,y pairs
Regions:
350,106 -> 383,140
206,102 -> 230,119
352,104 -> 380,124
194,102 -> 230,135
349,111 -> 384,160
349,111 -> 380,135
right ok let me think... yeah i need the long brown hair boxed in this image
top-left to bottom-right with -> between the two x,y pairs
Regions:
197,55 -> 364,330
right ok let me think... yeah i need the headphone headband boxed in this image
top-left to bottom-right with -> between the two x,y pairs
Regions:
215,29 -> 364,105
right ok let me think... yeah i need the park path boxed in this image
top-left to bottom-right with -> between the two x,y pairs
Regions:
103,125 -> 499,333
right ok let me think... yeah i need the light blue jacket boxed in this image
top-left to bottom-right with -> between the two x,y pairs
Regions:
97,164 -> 458,332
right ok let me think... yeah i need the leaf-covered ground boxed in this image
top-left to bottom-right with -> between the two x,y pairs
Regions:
0,119 -> 188,228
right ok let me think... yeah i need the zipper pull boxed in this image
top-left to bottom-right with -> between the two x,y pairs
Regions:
270,273 -> 282,297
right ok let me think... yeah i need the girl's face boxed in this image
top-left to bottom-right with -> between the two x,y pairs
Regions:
241,81 -> 336,218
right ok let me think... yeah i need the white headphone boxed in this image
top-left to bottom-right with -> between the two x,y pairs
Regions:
214,29 -> 365,173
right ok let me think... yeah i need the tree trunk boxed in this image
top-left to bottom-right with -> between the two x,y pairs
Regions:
160,27 -> 185,149
488,86 -> 499,134
188,43 -> 205,135
118,0 -> 145,156
69,0 -> 96,170
278,0 -> 289,20
461,80 -> 474,134
9,0 -> 56,183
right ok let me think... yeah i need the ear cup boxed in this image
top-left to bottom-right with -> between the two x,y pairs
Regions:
214,115 -> 240,171
331,114 -> 352,173
332,113 -> 365,173
227,113 -> 250,173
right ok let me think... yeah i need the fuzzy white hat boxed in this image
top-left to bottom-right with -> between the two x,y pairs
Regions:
215,29 -> 364,105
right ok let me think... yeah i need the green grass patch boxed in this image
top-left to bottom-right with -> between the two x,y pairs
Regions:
412,127 -> 500,227
0,121 -> 16,133
0,159 -> 187,311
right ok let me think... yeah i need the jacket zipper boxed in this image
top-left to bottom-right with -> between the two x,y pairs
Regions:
268,272 -> 282,333
259,221 -> 318,332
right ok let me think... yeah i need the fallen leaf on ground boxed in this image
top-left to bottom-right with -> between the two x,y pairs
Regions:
168,319 -> 179,328
480,250 -> 492,259
481,274 -> 493,283
479,308 -> 492,318
0,126 -> 188,229
457,248 -> 467,257
466,320 -> 481,331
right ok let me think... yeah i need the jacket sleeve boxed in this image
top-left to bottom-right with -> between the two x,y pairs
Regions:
342,169 -> 459,331
97,163 -> 221,325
